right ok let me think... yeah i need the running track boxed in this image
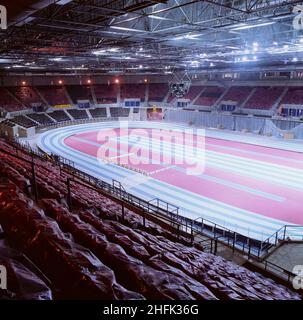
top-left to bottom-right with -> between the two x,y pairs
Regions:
37,121 -> 303,241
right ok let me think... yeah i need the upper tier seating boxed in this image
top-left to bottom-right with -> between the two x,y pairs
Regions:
47,110 -> 71,122
26,113 -> 55,126
67,109 -> 89,120
66,85 -> 93,104
10,115 -> 36,128
120,84 -> 146,101
94,85 -> 118,104
110,107 -> 130,117
167,86 -> 204,103
244,87 -> 284,110
0,88 -> 25,112
148,83 -> 169,102
89,108 -> 107,118
281,87 -> 303,105
195,87 -> 225,106
221,86 -> 252,105
183,86 -> 204,102
8,87 -> 44,108
0,139 -> 301,300
37,86 -> 70,106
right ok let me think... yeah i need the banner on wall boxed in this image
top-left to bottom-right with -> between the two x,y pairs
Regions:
54,104 -> 72,109
147,106 -> 163,120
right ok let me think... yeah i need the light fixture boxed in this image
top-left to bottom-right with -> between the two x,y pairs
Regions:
115,78 -> 120,84
92,49 -> 106,55
21,81 -> 27,86
110,26 -> 146,33
148,15 -> 167,21
58,80 -> 63,85
232,21 -> 275,30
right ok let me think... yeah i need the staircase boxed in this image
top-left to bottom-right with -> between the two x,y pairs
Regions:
35,86 -> 50,107
85,109 -> 92,119
240,87 -> 256,109
90,86 -> 97,105
63,86 -> 74,105
214,87 -> 230,107
271,87 -> 288,112
6,88 -> 27,109
192,88 -> 206,105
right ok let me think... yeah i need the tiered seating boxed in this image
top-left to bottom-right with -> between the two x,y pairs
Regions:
66,85 -> 93,104
0,239 -> 52,300
183,86 -> 204,102
195,87 -> 225,106
110,107 -> 130,117
281,87 -> 303,105
47,110 -> 71,122
0,139 -> 301,300
67,109 -> 89,120
8,87 -> 44,108
37,86 -> 70,106
244,87 -> 284,110
120,84 -> 146,101
0,119 -> 15,127
89,108 -> 107,118
167,86 -> 204,103
148,83 -> 169,102
0,87 -> 25,112
26,113 -> 55,126
11,115 -> 36,128
94,85 -> 118,104
221,87 -> 252,105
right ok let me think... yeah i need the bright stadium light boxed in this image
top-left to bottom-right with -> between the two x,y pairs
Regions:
232,21 -> 275,30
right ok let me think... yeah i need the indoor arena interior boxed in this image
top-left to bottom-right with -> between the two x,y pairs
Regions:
0,0 -> 303,303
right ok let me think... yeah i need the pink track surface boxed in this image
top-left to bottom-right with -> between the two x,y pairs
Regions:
64,128 -> 303,226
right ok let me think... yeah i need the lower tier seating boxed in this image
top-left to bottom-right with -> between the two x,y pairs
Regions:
89,108 -> 107,118
0,139 -> 300,300
26,113 -> 55,126
67,109 -> 89,120
47,110 -> 71,122
10,115 -> 36,128
110,107 -> 130,117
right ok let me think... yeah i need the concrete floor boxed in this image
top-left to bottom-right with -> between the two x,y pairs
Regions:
266,242 -> 303,273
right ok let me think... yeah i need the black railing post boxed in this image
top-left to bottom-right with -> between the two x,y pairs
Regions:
122,202 -> 125,221
31,161 -> 38,202
214,239 -> 218,255
67,178 -> 72,211
142,210 -> 146,228
248,240 -> 251,257
190,221 -> 194,245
